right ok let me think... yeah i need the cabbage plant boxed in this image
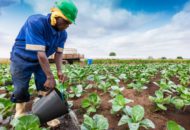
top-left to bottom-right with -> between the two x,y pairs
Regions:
82,93 -> 101,115
118,105 -> 155,130
81,114 -> 109,130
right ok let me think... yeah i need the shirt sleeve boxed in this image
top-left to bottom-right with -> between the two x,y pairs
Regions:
25,18 -> 46,51
56,32 -> 67,53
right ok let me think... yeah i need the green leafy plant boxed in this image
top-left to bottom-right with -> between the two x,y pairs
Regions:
166,120 -> 185,130
127,82 -> 147,92
82,93 -> 101,115
10,114 -> 48,130
149,90 -> 171,111
0,98 -> 15,119
109,86 -> 124,97
86,74 -> 106,88
118,105 -> 155,130
107,75 -> 120,85
177,85 -> 190,106
98,81 -> 111,93
170,97 -> 185,110
81,114 -> 109,130
69,84 -> 83,98
153,79 -> 177,94
56,81 -> 70,99
119,73 -> 128,83
0,126 -> 7,130
110,94 -> 133,114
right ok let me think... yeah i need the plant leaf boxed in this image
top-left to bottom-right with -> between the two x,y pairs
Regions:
140,119 -> 155,129
94,114 -> 109,129
82,99 -> 90,108
83,114 -> 94,129
118,115 -> 130,126
131,105 -> 144,122
128,122 -> 140,130
166,120 -> 185,130
157,103 -> 167,110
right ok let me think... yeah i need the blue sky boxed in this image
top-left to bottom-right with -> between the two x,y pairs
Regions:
0,0 -> 190,58
116,0 -> 187,13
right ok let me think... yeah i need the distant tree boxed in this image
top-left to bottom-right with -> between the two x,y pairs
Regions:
148,56 -> 154,59
176,56 -> 183,59
109,52 -> 116,56
161,57 -> 167,60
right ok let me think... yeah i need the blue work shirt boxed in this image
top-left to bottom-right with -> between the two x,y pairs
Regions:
10,13 -> 67,62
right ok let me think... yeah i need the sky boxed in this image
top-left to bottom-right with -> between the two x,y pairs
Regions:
0,0 -> 190,59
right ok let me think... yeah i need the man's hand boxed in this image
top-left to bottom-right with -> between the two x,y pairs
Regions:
37,52 -> 55,89
44,75 -> 56,89
57,71 -> 68,83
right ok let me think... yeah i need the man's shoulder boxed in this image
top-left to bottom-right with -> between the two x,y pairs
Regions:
27,14 -> 47,25
60,30 -> 67,39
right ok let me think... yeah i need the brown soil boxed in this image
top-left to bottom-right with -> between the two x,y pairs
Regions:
2,72 -> 190,130
62,73 -> 190,130
0,89 -> 7,94
170,76 -> 180,85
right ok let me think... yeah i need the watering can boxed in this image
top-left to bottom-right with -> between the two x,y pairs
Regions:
32,88 -> 69,123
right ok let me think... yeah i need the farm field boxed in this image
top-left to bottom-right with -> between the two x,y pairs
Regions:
0,63 -> 190,130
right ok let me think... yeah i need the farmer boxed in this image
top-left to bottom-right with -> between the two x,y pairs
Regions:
10,0 -> 78,118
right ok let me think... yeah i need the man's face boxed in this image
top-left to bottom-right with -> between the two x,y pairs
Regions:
54,17 -> 72,31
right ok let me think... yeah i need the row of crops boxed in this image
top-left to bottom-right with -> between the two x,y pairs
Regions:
0,63 -> 190,130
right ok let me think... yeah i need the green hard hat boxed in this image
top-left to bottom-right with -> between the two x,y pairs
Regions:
55,0 -> 78,24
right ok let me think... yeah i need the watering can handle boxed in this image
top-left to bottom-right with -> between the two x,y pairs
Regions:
45,88 -> 54,96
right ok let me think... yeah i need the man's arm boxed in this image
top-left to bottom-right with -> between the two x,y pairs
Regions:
55,52 -> 63,72
37,51 -> 56,89
54,52 -> 67,83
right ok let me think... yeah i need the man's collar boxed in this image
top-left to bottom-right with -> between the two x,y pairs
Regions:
47,13 -> 57,35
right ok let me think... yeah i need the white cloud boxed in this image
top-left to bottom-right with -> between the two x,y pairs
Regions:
66,1 -> 190,58
0,32 -> 14,58
0,0 -> 190,59
25,0 -> 54,14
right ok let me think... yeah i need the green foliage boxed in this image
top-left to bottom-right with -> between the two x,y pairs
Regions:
109,86 -> 124,97
118,105 -> 155,130
98,81 -> 111,93
0,126 -> 7,130
69,84 -> 83,98
161,57 -> 167,60
170,97 -> 185,110
82,93 -> 101,115
166,120 -> 185,130
154,79 -> 177,93
128,82 -> 147,92
0,98 -> 15,119
10,114 -> 48,130
110,94 -> 133,114
109,52 -> 116,56
176,56 -> 183,59
149,90 -> 171,111
91,59 -> 190,64
81,114 -> 109,130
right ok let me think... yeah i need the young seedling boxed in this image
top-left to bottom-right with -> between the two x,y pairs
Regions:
69,84 -> 83,98
10,114 -> 48,130
81,114 -> 109,130
170,97 -> 185,110
127,82 -> 147,93
98,81 -> 111,93
110,94 -> 133,114
82,93 -> 101,115
149,90 -> 171,111
109,86 -> 124,97
0,98 -> 15,120
166,120 -> 185,130
118,105 -> 155,130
